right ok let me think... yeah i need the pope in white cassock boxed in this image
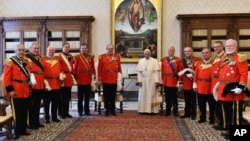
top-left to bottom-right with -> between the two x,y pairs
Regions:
136,49 -> 161,114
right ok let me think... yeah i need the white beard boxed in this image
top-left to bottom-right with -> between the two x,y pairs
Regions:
225,49 -> 236,54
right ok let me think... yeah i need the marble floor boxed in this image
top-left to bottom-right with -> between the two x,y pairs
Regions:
66,99 -> 186,117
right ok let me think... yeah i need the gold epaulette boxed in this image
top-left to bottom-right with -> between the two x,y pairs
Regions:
25,56 -> 32,62
4,58 -> 13,66
74,54 -> 79,59
238,53 -> 247,62
54,56 -> 59,59
89,53 -> 95,58
41,56 -> 47,59
25,57 -> 32,63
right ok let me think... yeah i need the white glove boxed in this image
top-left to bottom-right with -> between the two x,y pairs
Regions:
30,73 -> 37,86
91,74 -> 96,91
186,73 -> 193,78
117,72 -> 123,91
71,74 -> 77,85
212,82 -> 219,101
59,73 -> 66,81
176,81 -> 183,89
44,79 -> 52,91
231,87 -> 242,94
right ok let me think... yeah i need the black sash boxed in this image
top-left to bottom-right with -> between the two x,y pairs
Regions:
26,53 -> 44,71
182,58 -> 191,75
10,56 -> 30,79
182,58 -> 193,81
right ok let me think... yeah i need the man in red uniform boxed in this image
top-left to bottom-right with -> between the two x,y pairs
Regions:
97,44 -> 122,116
73,43 -> 95,116
3,44 -> 32,139
178,47 -> 200,120
193,47 -> 215,124
26,42 -> 45,129
210,41 -> 226,130
41,46 -> 63,123
215,39 -> 248,139
58,43 -> 74,118
161,46 -> 182,116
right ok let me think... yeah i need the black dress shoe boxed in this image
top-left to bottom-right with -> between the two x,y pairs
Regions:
209,120 -> 215,125
105,111 -> 109,116
37,123 -> 45,128
29,125 -> 38,129
20,132 -> 31,136
164,111 -> 171,116
224,134 -> 230,140
174,112 -> 179,117
85,113 -> 91,116
79,113 -> 84,116
45,120 -> 50,124
13,134 -> 19,140
180,115 -> 190,118
59,115 -> 66,119
52,119 -> 60,122
221,131 -> 229,136
198,119 -> 206,123
191,116 -> 196,120
110,111 -> 116,116
214,125 -> 227,130
65,114 -> 73,118
212,124 -> 221,129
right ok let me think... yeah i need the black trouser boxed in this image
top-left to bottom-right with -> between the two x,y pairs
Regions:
197,93 -> 215,121
215,100 -> 223,126
28,89 -> 44,126
164,86 -> 178,113
103,83 -> 117,112
183,89 -> 197,117
59,86 -> 72,116
44,89 -> 60,120
77,84 -> 91,114
222,100 -> 243,129
11,97 -> 29,136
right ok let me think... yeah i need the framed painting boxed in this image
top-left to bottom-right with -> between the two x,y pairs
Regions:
111,0 -> 162,62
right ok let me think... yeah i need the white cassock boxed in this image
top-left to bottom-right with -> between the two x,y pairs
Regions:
0,75 -> 6,97
136,57 -> 160,113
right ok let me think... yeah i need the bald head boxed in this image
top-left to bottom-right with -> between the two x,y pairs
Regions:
168,46 -> 175,57
144,49 -> 151,59
46,46 -> 56,57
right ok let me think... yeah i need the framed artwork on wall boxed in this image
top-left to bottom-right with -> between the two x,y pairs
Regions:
111,0 -> 162,62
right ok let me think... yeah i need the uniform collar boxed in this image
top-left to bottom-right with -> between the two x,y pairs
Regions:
202,58 -> 212,64
216,50 -> 225,58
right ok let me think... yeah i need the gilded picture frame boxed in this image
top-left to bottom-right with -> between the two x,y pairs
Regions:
111,0 -> 162,62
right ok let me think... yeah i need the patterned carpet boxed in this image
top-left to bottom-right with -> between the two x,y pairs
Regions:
64,110 -> 184,141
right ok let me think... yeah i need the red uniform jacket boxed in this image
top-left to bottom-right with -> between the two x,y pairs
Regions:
3,56 -> 31,98
210,51 -> 226,93
41,56 -> 62,90
58,53 -> 74,87
217,53 -> 248,101
193,60 -> 213,94
179,56 -> 200,90
73,53 -> 95,85
98,53 -> 122,84
161,56 -> 182,87
26,53 -> 44,90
